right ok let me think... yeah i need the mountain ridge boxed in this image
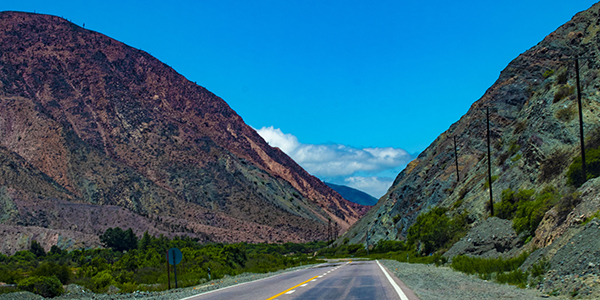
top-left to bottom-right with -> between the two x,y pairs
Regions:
0,11 -> 366,254
325,182 -> 378,206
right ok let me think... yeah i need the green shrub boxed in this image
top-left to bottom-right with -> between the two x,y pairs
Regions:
32,262 -> 71,284
373,240 -> 406,253
407,208 -> 468,255
496,269 -> 528,288
494,189 -> 534,220
567,148 -> 600,187
494,187 -> 560,237
543,69 -> 554,78
513,187 -> 560,236
451,252 -> 529,275
17,276 -> 64,298
91,270 -> 115,292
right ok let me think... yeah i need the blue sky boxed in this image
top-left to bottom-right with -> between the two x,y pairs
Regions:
2,0 -> 598,197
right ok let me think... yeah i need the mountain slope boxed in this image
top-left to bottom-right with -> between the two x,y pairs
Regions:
343,3 -> 600,246
325,182 -> 377,206
0,11 -> 366,253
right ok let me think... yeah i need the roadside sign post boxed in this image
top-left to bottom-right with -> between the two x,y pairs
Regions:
166,251 -> 171,289
167,248 -> 183,289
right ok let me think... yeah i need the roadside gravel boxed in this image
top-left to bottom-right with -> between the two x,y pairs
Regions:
379,260 -> 563,300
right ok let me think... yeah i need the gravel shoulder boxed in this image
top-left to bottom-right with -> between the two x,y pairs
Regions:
379,260 -> 564,300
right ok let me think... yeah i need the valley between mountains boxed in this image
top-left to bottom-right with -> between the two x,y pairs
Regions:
3,1 -> 600,299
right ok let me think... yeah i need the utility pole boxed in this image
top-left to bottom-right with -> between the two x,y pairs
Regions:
327,219 -> 331,245
453,136 -> 460,182
487,107 -> 494,217
366,230 -> 370,255
561,55 -> 591,184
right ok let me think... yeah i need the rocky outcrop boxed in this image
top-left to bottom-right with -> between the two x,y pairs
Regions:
0,11 -> 367,253
443,217 -> 523,259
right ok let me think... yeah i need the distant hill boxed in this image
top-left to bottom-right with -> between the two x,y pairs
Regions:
325,183 -> 378,206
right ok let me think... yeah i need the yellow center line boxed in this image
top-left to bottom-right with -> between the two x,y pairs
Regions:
265,275 -> 319,300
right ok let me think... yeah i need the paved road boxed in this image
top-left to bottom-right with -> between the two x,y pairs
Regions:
184,260 -> 419,300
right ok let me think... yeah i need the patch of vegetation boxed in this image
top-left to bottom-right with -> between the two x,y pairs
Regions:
1,229 -> 327,297
543,69 -> 555,78
555,192 -> 581,221
553,84 -> 575,103
539,149 -> 571,182
450,252 -> 549,288
17,276 -> 64,298
407,207 -> 469,255
581,210 -> 600,226
555,105 -> 576,122
556,67 -> 568,85
566,147 -> 600,187
494,187 -> 561,238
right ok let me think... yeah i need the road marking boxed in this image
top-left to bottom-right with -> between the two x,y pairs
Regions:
300,284 -> 308,287
265,275 -> 319,300
285,290 -> 295,294
376,260 -> 409,300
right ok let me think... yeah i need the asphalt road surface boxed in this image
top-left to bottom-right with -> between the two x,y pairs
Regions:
184,260 -> 419,300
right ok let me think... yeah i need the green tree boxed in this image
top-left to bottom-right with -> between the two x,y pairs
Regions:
100,227 -> 138,252
138,231 -> 151,251
29,240 -> 45,257
17,276 -> 63,297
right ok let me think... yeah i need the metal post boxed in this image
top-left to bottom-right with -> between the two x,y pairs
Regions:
166,251 -> 171,290
575,58 -> 587,182
172,249 -> 178,288
454,136 -> 460,182
487,107 -> 494,217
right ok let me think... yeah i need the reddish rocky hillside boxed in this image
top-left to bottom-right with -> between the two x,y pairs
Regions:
0,11 -> 366,254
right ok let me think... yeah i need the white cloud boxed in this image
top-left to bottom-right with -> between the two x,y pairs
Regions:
256,126 -> 413,198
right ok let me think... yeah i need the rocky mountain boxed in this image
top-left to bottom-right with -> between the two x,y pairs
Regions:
343,0 -> 600,275
325,182 -> 377,206
0,11 -> 367,255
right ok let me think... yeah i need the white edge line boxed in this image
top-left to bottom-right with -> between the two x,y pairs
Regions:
179,263 -> 329,300
376,260 -> 409,300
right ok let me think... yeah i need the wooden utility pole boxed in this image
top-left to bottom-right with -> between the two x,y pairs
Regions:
366,230 -> 369,255
561,55 -> 592,184
453,136 -> 460,182
487,107 -> 494,216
